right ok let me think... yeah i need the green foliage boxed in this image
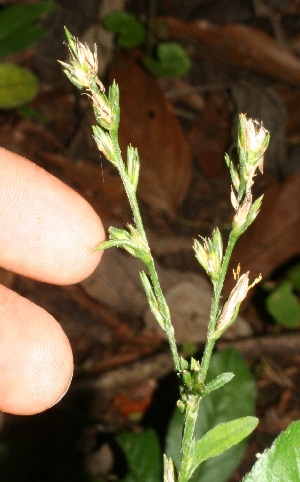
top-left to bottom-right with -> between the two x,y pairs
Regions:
0,1 -> 56,109
166,349 -> 257,481
142,42 -> 191,78
116,429 -> 162,481
265,261 -> 300,328
190,417 -> 258,475
103,11 -> 191,78
266,281 -> 300,328
0,63 -> 39,109
243,421 -> 300,481
0,2 -> 56,58
102,11 -> 146,48
115,350 -> 257,482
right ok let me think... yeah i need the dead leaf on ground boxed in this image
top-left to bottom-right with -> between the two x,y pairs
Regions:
225,173 -> 300,295
188,90 -> 230,177
109,50 -> 192,216
167,17 -> 300,86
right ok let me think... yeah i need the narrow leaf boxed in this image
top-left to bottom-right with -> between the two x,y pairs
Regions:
94,239 -> 121,251
140,271 -> 165,330
190,417 -> 258,476
205,372 -> 235,394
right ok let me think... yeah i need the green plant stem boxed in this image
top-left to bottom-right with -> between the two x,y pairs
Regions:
178,396 -> 201,482
147,259 -> 180,371
173,233 -> 239,482
200,232 -> 239,382
110,128 -> 180,373
110,130 -> 147,238
110,121 -> 240,482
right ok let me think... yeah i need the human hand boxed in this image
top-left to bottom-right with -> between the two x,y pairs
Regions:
0,148 -> 104,415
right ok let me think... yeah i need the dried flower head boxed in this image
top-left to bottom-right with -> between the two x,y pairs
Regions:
217,269 -> 262,332
238,113 -> 269,189
194,228 -> 223,282
60,28 -> 103,91
233,191 -> 252,228
89,90 -> 112,126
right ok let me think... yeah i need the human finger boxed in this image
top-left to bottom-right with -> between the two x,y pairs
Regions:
0,284 -> 73,415
0,148 -> 105,284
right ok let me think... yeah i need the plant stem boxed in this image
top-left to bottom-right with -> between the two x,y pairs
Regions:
178,397 -> 201,482
147,259 -> 180,371
110,129 -> 180,372
200,232 -> 239,382
111,131 -> 147,241
174,233 -> 239,482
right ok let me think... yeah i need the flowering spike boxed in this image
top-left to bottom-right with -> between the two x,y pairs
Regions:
127,145 -> 140,192
92,126 -> 115,162
60,27 -> 100,91
59,27 -> 114,129
216,270 -> 262,334
237,113 -> 269,196
194,228 -> 223,283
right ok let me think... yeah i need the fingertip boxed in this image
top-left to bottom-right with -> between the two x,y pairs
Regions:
0,149 -> 105,285
0,286 -> 73,415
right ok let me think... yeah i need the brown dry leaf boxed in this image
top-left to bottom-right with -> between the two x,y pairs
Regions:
109,50 -> 191,215
188,91 -> 230,177
224,173 -> 300,295
167,17 -> 300,85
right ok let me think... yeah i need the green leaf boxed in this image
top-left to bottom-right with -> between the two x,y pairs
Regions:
116,429 -> 162,482
142,42 -> 191,78
165,348 -> 256,482
0,2 -> 56,57
103,12 -> 145,48
266,281 -> 300,328
140,271 -> 165,330
190,417 -> 258,477
205,372 -> 235,394
0,63 -> 39,108
243,420 -> 300,481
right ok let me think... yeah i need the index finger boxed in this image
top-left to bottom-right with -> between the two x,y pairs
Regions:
0,148 -> 105,284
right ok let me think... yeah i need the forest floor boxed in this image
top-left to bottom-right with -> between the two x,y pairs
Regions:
0,0 -> 300,480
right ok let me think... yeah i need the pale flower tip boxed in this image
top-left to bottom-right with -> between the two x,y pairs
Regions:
217,271 -> 250,332
231,186 -> 239,211
217,269 -> 262,333
233,191 -> 252,228
238,113 -> 269,165
165,457 -> 176,482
